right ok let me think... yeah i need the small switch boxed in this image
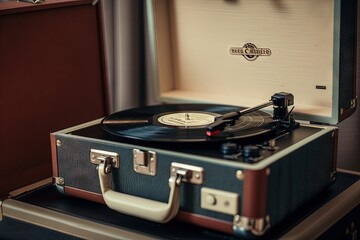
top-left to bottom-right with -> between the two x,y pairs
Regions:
206,194 -> 216,205
201,187 -> 239,215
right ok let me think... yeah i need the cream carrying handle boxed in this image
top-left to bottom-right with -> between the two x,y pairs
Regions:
98,162 -> 181,223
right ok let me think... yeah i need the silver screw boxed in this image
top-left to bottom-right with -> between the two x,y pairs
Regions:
236,170 -> 244,180
56,140 -> 61,147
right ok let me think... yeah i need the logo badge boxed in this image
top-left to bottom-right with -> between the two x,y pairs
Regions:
229,43 -> 271,61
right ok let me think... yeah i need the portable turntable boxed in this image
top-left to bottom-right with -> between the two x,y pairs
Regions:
51,0 -> 357,238
51,92 -> 338,237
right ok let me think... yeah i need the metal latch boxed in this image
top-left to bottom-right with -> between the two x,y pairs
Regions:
233,215 -> 270,236
133,149 -> 157,176
170,162 -> 204,185
54,177 -> 65,186
90,149 -> 120,174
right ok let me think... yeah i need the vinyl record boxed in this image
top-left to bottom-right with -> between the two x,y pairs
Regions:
101,104 -> 276,143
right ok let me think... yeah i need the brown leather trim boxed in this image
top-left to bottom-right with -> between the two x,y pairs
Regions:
176,211 -> 233,235
242,169 -> 267,218
64,186 -> 105,204
50,134 -> 59,177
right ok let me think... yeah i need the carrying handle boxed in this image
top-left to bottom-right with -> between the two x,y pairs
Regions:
98,163 -> 182,223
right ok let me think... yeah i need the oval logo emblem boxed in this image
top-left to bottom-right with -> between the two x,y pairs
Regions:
229,43 -> 272,61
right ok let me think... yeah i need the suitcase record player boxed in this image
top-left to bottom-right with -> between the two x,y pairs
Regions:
52,93 -> 339,237
51,0 -> 357,238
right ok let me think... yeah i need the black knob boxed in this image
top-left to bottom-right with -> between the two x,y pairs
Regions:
221,142 -> 240,155
243,145 -> 260,161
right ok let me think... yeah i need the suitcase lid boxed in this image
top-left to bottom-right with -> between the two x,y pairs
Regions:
146,0 -> 357,125
0,0 -> 108,197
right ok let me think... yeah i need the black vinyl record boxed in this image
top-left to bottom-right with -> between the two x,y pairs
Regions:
101,104 -> 276,143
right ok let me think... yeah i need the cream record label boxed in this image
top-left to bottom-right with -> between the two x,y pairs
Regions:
157,112 -> 217,127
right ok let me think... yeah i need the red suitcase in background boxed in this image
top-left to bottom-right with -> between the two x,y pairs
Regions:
0,0 -> 108,198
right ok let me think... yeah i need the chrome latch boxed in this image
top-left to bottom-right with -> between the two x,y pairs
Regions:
54,177 -> 65,186
170,162 -> 204,185
133,149 -> 157,176
233,215 -> 270,236
90,149 -> 120,174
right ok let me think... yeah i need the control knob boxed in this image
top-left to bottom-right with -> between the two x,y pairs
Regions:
243,145 -> 261,162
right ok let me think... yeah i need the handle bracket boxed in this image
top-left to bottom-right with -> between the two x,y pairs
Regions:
90,149 -> 119,174
170,162 -> 204,185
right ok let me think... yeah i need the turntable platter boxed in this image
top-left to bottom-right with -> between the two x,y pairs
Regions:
101,104 -> 276,143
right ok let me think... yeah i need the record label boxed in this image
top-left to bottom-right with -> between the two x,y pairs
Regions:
157,112 -> 217,127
